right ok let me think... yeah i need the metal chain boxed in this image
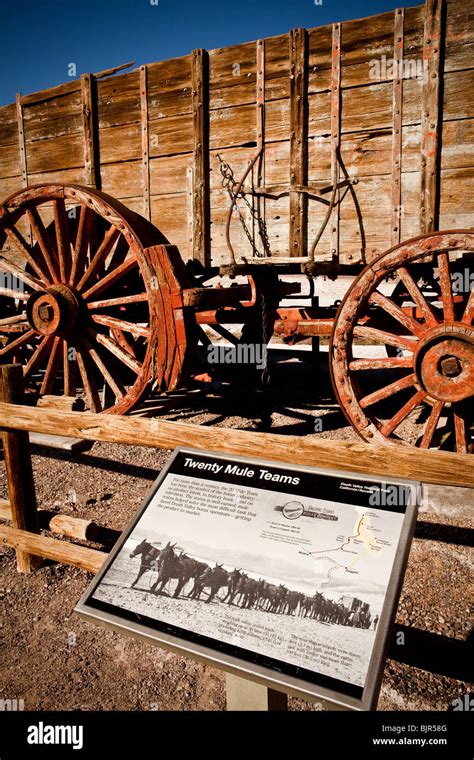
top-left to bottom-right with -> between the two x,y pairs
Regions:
217,154 -> 269,259
260,287 -> 270,385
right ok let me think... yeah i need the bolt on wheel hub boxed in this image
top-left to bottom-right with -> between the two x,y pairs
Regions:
415,324 -> 474,403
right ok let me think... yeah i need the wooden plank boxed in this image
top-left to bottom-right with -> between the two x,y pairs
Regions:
191,49 -> 210,265
140,66 -> 151,221
15,94 -> 28,188
391,9 -> 404,246
80,73 -> 99,188
20,80 -> 81,107
101,160 -> 142,199
97,70 -> 141,130
24,132 -> 84,174
330,23 -> 341,260
0,365 -> 39,572
0,104 -> 22,147
289,28 -> 308,258
28,432 -> 93,452
0,402 -> 472,489
148,114 -> 194,159
150,195 -> 191,253
420,0 -> 444,233
23,90 -> 83,142
0,524 -> 107,574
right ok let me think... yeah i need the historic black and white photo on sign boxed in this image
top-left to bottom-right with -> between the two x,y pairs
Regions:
83,450 -> 415,696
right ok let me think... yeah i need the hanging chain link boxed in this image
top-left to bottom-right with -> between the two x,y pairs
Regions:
260,287 -> 271,385
217,154 -> 270,259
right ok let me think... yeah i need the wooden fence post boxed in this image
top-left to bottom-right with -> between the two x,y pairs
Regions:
0,364 -> 39,572
225,673 -> 288,711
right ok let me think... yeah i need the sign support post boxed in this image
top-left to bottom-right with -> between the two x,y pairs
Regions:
225,674 -> 288,711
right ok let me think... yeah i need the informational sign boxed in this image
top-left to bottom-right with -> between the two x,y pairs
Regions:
76,448 -> 419,710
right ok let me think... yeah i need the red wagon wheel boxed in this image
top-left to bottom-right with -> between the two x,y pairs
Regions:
330,231 -> 474,453
0,184 -> 170,414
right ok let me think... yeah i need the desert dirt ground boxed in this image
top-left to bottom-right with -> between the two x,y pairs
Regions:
0,354 -> 472,711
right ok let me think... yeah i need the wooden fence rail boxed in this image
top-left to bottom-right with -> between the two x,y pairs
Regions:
0,403 -> 472,488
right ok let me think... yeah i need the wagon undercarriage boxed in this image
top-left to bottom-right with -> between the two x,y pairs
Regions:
0,183 -> 472,454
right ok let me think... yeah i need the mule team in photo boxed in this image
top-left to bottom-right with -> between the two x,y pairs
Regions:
129,539 -> 375,629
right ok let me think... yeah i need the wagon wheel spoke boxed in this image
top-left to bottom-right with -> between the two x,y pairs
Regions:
53,199 -> 72,283
69,205 -> 93,286
24,334 -> 53,380
82,255 -> 137,301
0,255 -> 43,292
76,344 -> 102,412
3,224 -> 50,283
0,286 -> 29,301
380,389 -> 427,437
353,325 -> 417,352
111,327 -> 138,358
369,291 -> 426,338
359,373 -> 417,409
453,402 -> 469,454
348,356 -> 413,371
416,399 -> 444,449
63,339 -> 77,397
397,266 -> 438,327
0,328 -> 36,357
0,314 -> 30,330
106,233 -> 130,268
40,335 -> 62,395
25,206 -> 60,283
462,288 -> 473,325
91,313 -> 150,338
90,329 -> 142,374
76,226 -> 121,292
437,252 -> 455,322
86,292 -> 148,310
83,336 -> 127,401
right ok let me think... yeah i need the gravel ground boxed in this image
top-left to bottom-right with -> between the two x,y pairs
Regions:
0,357 -> 472,711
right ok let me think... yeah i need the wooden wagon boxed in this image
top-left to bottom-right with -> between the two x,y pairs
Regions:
0,0 -> 472,454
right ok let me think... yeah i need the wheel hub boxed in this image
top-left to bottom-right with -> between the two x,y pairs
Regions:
415,324 -> 474,403
26,284 -> 80,336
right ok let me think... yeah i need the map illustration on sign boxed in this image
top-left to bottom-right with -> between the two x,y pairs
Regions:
77,448 -> 418,710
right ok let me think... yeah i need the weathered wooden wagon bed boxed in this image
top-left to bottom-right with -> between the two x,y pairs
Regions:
0,0 -> 472,454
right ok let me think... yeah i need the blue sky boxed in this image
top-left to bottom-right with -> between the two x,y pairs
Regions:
1,0 -> 419,106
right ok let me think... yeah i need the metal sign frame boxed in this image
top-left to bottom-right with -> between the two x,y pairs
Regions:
76,447 -> 419,710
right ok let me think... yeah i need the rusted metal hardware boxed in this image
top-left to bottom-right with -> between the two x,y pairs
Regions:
289,28 -> 308,259
140,65 -> 151,222
330,22 -> 341,262
391,8 -> 404,247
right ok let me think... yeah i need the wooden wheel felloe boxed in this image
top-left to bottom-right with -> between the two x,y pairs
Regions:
0,184 -> 171,414
330,231 -> 474,454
